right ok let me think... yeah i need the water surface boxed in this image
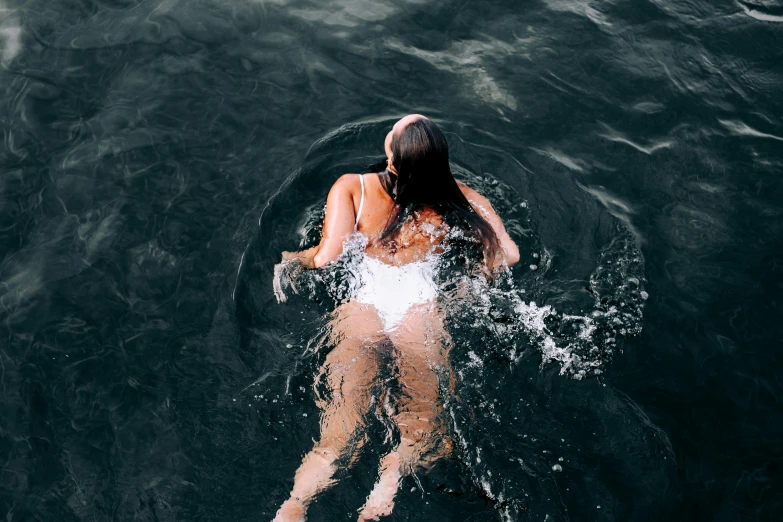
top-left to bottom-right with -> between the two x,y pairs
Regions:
0,0 -> 781,520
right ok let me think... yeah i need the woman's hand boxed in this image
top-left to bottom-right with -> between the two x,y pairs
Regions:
280,246 -> 319,268
274,249 -> 318,303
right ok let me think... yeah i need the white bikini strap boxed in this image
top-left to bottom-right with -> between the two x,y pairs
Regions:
355,174 -> 365,229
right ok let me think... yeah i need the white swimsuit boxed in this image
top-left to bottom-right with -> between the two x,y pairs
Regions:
351,175 -> 439,330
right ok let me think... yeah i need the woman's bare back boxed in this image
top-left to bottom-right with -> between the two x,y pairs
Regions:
357,173 -> 446,265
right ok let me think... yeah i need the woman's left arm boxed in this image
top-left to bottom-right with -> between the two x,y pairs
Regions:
458,182 -> 520,267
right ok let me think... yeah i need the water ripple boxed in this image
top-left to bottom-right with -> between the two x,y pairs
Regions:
598,122 -> 674,154
718,118 -> 783,141
738,0 -> 783,22
0,0 -> 21,64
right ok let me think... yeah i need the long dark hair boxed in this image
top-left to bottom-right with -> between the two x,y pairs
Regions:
377,117 -> 499,260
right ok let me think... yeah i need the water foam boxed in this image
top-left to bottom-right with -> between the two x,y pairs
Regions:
276,212 -> 646,379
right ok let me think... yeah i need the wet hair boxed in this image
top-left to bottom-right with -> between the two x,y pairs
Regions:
377,117 -> 500,260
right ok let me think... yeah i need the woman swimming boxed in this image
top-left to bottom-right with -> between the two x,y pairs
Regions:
273,115 -> 520,521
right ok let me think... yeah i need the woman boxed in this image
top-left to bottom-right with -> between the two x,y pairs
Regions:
273,115 -> 520,521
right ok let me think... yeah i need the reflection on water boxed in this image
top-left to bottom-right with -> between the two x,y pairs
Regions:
0,0 -> 780,521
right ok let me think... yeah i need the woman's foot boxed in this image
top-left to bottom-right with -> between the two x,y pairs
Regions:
272,498 -> 306,522
357,452 -> 402,521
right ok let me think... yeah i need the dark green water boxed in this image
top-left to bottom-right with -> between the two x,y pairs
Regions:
1,0 -> 781,520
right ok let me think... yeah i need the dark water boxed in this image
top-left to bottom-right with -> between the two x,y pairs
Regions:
1,0 -> 782,520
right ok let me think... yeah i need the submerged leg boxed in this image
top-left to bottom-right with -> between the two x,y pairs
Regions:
358,304 -> 452,521
275,302 -> 385,522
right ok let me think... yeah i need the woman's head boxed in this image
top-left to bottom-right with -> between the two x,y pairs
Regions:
383,114 -> 429,174
378,115 -> 499,260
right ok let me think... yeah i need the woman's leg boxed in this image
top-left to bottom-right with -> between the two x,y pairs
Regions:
275,301 -> 385,522
358,304 -> 452,521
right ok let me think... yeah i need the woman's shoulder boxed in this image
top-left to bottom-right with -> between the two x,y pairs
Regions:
332,172 -> 385,191
456,180 -> 477,197
332,173 -> 362,189
456,181 -> 493,209
326,174 -> 367,203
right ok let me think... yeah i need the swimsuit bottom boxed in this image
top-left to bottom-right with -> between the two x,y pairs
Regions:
353,255 -> 439,330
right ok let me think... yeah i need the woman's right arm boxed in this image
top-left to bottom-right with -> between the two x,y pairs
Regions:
281,174 -> 359,268
457,182 -> 520,268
